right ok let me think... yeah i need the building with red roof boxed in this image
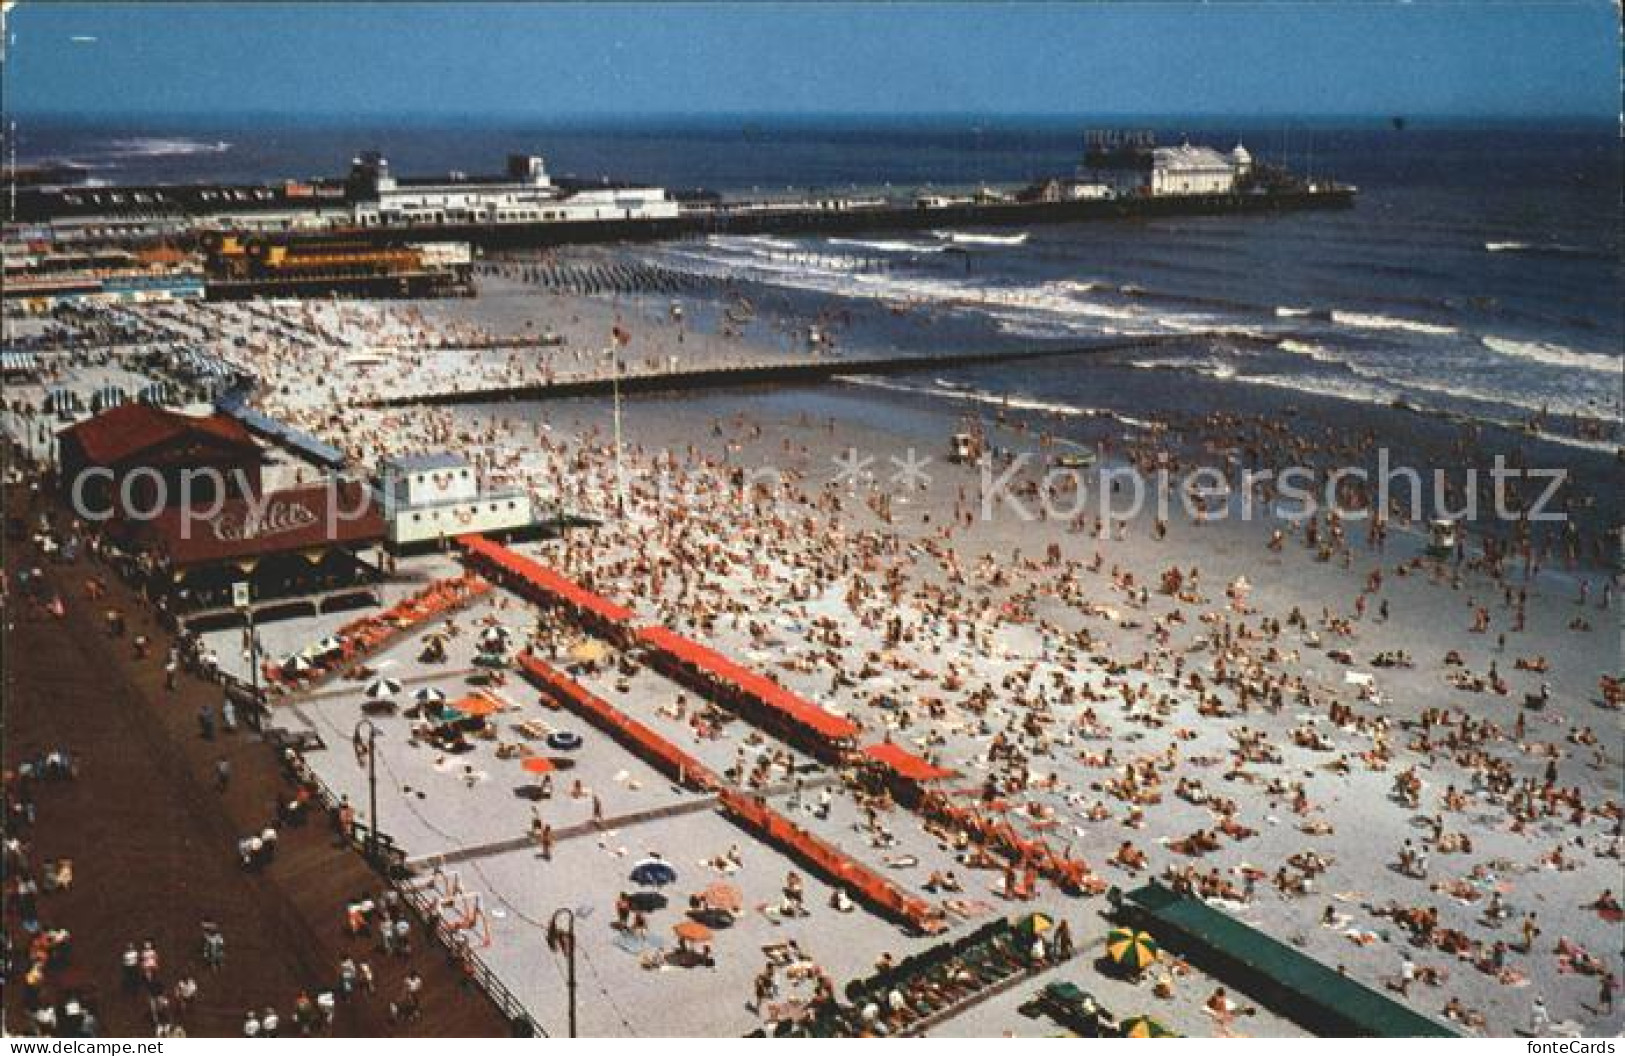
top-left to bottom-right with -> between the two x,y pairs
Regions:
58,403 -> 263,521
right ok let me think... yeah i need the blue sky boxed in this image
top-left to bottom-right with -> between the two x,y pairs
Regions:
5,2 -> 1618,120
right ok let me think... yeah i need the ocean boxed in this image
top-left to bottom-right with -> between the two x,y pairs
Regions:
13,115 -> 1623,450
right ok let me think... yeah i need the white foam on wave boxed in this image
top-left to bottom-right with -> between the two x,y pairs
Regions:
1480,335 -> 1621,376
1234,373 -> 1619,455
838,374 -> 1156,430
664,240 -> 1191,332
1278,339 -> 1342,365
933,230 -> 1030,246
1330,310 -> 1458,337
1128,355 -> 1238,381
1484,241 -> 1609,259
827,237 -> 947,254
107,137 -> 231,158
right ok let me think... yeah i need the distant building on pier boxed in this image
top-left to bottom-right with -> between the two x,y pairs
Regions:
345,151 -> 678,228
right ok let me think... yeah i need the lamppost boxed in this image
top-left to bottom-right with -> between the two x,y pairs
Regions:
234,580 -> 262,728
351,718 -> 380,863
546,908 -> 578,1038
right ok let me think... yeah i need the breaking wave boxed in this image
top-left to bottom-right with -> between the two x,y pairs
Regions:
1329,310 -> 1458,337
1479,336 -> 1621,376
106,137 -> 231,158
932,230 -> 1030,246
1484,241 -> 1613,261
826,237 -> 948,254
837,375 -> 1156,430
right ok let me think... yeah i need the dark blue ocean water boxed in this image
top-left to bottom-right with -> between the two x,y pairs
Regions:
14,116 -> 1622,447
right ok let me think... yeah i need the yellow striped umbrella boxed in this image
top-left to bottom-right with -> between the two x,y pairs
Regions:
1120,1015 -> 1176,1038
1105,928 -> 1159,972
1018,912 -> 1055,936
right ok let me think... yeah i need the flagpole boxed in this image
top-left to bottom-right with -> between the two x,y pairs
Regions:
612,345 -> 625,519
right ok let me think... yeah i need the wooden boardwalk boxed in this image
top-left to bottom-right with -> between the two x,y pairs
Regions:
2,483 -> 518,1038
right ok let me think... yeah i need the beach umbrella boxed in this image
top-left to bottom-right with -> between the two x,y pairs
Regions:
1105,928 -> 1158,973
1018,912 -> 1055,936
521,757 -> 555,775
315,635 -> 344,656
673,920 -> 713,943
630,858 -> 678,887
1120,1015 -> 1175,1039
701,882 -> 743,914
412,686 -> 447,706
479,626 -> 512,650
454,695 -> 502,718
568,639 -> 607,666
282,653 -> 313,674
364,677 -> 403,700
546,730 -> 583,752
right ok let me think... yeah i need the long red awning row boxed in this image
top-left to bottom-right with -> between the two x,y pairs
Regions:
916,790 -> 1107,898
458,534 -> 635,631
456,536 -> 857,751
514,652 -> 941,936
861,741 -> 957,784
637,624 -> 859,744
717,786 -> 943,935
517,651 -> 718,793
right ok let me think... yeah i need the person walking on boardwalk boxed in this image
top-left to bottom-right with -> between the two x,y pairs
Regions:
201,921 -> 225,970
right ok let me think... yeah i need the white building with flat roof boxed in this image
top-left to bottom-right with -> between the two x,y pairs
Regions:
1149,144 -> 1240,196
346,152 -> 679,228
379,451 -> 536,546
1077,135 -> 1250,198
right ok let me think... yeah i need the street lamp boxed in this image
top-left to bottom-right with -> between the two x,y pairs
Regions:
234,580 -> 262,726
351,718 -> 381,863
546,908 -> 578,1038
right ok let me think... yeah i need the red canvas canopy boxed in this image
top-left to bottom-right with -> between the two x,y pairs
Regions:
862,741 -> 956,783
516,652 -> 941,935
458,534 -> 635,629
637,625 -> 858,742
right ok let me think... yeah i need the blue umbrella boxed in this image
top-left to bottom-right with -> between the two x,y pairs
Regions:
629,858 -> 678,887
546,730 -> 583,752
